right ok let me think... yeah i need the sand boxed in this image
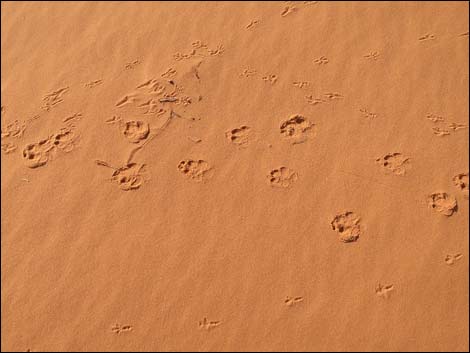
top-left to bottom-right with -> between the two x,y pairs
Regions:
1,1 -> 469,351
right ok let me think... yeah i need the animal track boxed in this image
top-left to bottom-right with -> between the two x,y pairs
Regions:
293,81 -> 309,89
111,324 -> 133,334
313,56 -> 329,65
425,113 -> 467,136
1,120 -> 26,138
22,139 -> 54,168
280,114 -> 313,144
161,67 -> 177,78
432,127 -> 450,137
22,127 -> 79,168
359,108 -> 378,119
262,74 -> 278,85
284,296 -> 304,307
305,92 -> 343,106
178,159 -> 213,182
198,318 -> 221,330
246,19 -> 259,29
281,4 -> 297,17
239,68 -> 257,78
375,283 -> 394,298
364,51 -> 380,60
105,115 -> 122,124
331,212 -> 361,243
125,60 -> 140,69
225,125 -> 252,147
453,173 -> 469,199
112,164 -> 149,191
426,114 -> 445,123
120,121 -> 150,143
267,167 -> 298,188
1,142 -> 17,154
419,33 -> 436,41
427,192 -> 457,216
445,253 -> 463,265
41,87 -> 69,111
375,153 -> 410,176
84,79 -> 103,88
95,160 -> 150,191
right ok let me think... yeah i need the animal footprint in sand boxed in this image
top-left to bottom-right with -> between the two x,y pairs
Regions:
331,212 -> 361,243
284,296 -> 304,307
22,128 -> 79,168
359,108 -> 378,119
199,318 -> 221,330
293,81 -> 309,89
84,79 -> 103,88
1,120 -> 26,138
364,51 -> 380,60
267,167 -> 298,188
22,139 -> 53,168
41,87 -> 69,111
96,160 -> 150,191
178,159 -> 213,182
121,120 -> 150,143
453,173 -> 468,199
262,74 -> 278,85
125,60 -> 140,69
427,192 -> 457,216
375,283 -> 394,298
111,324 -> 133,334
280,114 -> 314,144
375,153 -> 410,176
225,125 -> 252,147
239,68 -> 257,78
246,19 -> 259,29
1,142 -> 17,154
313,56 -> 329,65
419,33 -> 436,41
281,4 -> 297,17
161,67 -> 177,78
445,253 -> 463,265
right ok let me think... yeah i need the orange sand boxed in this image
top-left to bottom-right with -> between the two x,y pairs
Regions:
1,1 -> 469,351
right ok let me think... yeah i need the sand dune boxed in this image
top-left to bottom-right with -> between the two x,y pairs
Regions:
1,1 -> 468,351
